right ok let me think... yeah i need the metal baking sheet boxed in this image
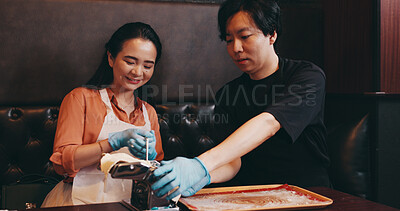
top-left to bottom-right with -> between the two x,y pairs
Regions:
179,184 -> 333,210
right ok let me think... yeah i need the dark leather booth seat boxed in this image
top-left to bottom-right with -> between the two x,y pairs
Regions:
0,102 -> 372,209
0,107 -> 61,183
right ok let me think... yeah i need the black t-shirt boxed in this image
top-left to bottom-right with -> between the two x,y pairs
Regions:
212,57 -> 330,187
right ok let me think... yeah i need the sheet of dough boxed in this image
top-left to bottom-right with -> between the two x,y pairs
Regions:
100,150 -> 181,203
100,149 -> 152,176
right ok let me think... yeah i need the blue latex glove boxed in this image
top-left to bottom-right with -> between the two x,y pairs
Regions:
129,130 -> 157,160
151,157 -> 210,200
181,175 -> 210,197
108,129 -> 157,160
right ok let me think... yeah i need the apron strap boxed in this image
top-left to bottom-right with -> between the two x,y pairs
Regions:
141,103 -> 151,129
99,89 -> 112,110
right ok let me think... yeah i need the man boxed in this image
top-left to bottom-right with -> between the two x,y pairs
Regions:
151,0 -> 330,200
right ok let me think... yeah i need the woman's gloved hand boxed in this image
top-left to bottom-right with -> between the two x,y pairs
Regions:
151,157 -> 210,200
129,130 -> 157,160
108,128 -> 157,160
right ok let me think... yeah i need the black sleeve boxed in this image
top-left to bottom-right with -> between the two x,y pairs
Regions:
264,64 -> 326,142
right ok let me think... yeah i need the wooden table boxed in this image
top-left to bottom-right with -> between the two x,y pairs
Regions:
27,202 -> 134,211
307,187 -> 398,210
26,187 -> 398,210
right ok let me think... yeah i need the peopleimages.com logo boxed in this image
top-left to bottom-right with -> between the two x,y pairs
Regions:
135,83 -> 319,107
84,83 -> 319,107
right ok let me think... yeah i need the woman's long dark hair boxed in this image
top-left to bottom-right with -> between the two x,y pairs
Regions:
86,22 -> 162,88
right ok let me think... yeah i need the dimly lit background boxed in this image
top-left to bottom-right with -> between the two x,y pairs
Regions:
0,0 -> 399,208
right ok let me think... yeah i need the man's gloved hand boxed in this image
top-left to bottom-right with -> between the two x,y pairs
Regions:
108,128 -> 157,160
151,157 -> 210,200
181,175 -> 210,197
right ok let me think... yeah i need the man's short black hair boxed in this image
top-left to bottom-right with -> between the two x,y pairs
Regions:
218,0 -> 281,41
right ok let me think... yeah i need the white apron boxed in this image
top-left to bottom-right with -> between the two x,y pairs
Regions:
42,88 -> 151,207
71,88 -> 151,205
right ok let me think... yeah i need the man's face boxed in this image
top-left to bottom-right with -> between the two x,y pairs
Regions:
225,11 -> 277,80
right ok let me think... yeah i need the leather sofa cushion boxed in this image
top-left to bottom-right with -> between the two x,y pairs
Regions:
0,104 -> 372,202
327,114 -> 371,198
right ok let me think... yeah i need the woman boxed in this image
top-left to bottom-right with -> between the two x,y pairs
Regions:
42,22 -> 164,207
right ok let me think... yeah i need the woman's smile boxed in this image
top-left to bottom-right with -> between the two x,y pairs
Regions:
125,76 -> 142,84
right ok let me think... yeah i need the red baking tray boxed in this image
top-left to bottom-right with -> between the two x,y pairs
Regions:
179,184 -> 333,210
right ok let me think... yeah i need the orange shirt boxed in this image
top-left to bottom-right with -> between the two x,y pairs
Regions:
50,87 -> 164,179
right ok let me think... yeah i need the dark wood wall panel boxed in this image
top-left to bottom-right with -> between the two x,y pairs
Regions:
0,0 -> 324,105
376,98 -> 400,208
0,0 -> 239,105
276,0 -> 324,68
324,0 -> 375,93
380,0 -> 400,94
